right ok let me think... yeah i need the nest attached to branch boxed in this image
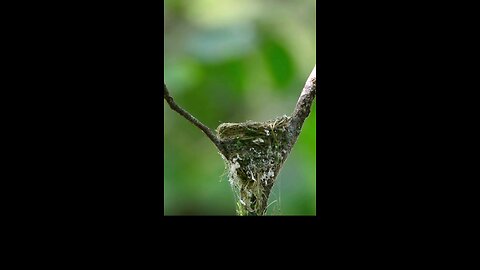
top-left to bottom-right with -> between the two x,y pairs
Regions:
216,115 -> 293,216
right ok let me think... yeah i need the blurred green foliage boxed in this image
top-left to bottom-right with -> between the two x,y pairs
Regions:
164,0 -> 316,215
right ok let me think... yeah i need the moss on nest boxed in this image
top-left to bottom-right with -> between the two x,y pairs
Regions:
216,115 -> 292,216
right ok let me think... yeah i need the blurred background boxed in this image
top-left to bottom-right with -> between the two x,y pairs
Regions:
164,0 -> 316,215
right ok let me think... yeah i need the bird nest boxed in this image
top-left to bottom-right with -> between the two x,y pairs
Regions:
216,115 -> 292,215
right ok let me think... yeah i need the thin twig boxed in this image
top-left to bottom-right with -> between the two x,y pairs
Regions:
164,84 -> 226,155
289,65 -> 316,145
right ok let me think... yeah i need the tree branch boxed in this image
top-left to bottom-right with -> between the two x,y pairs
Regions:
163,84 -> 225,155
164,64 -> 316,157
289,65 -> 316,144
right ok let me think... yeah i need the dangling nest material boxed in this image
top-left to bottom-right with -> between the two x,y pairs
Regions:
216,115 -> 292,216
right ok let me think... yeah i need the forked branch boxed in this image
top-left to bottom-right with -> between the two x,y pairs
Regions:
163,65 -> 316,156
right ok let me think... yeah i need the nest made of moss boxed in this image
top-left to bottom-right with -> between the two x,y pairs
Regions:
216,115 -> 293,216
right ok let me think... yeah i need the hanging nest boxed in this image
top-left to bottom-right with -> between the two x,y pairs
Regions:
216,115 -> 293,216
